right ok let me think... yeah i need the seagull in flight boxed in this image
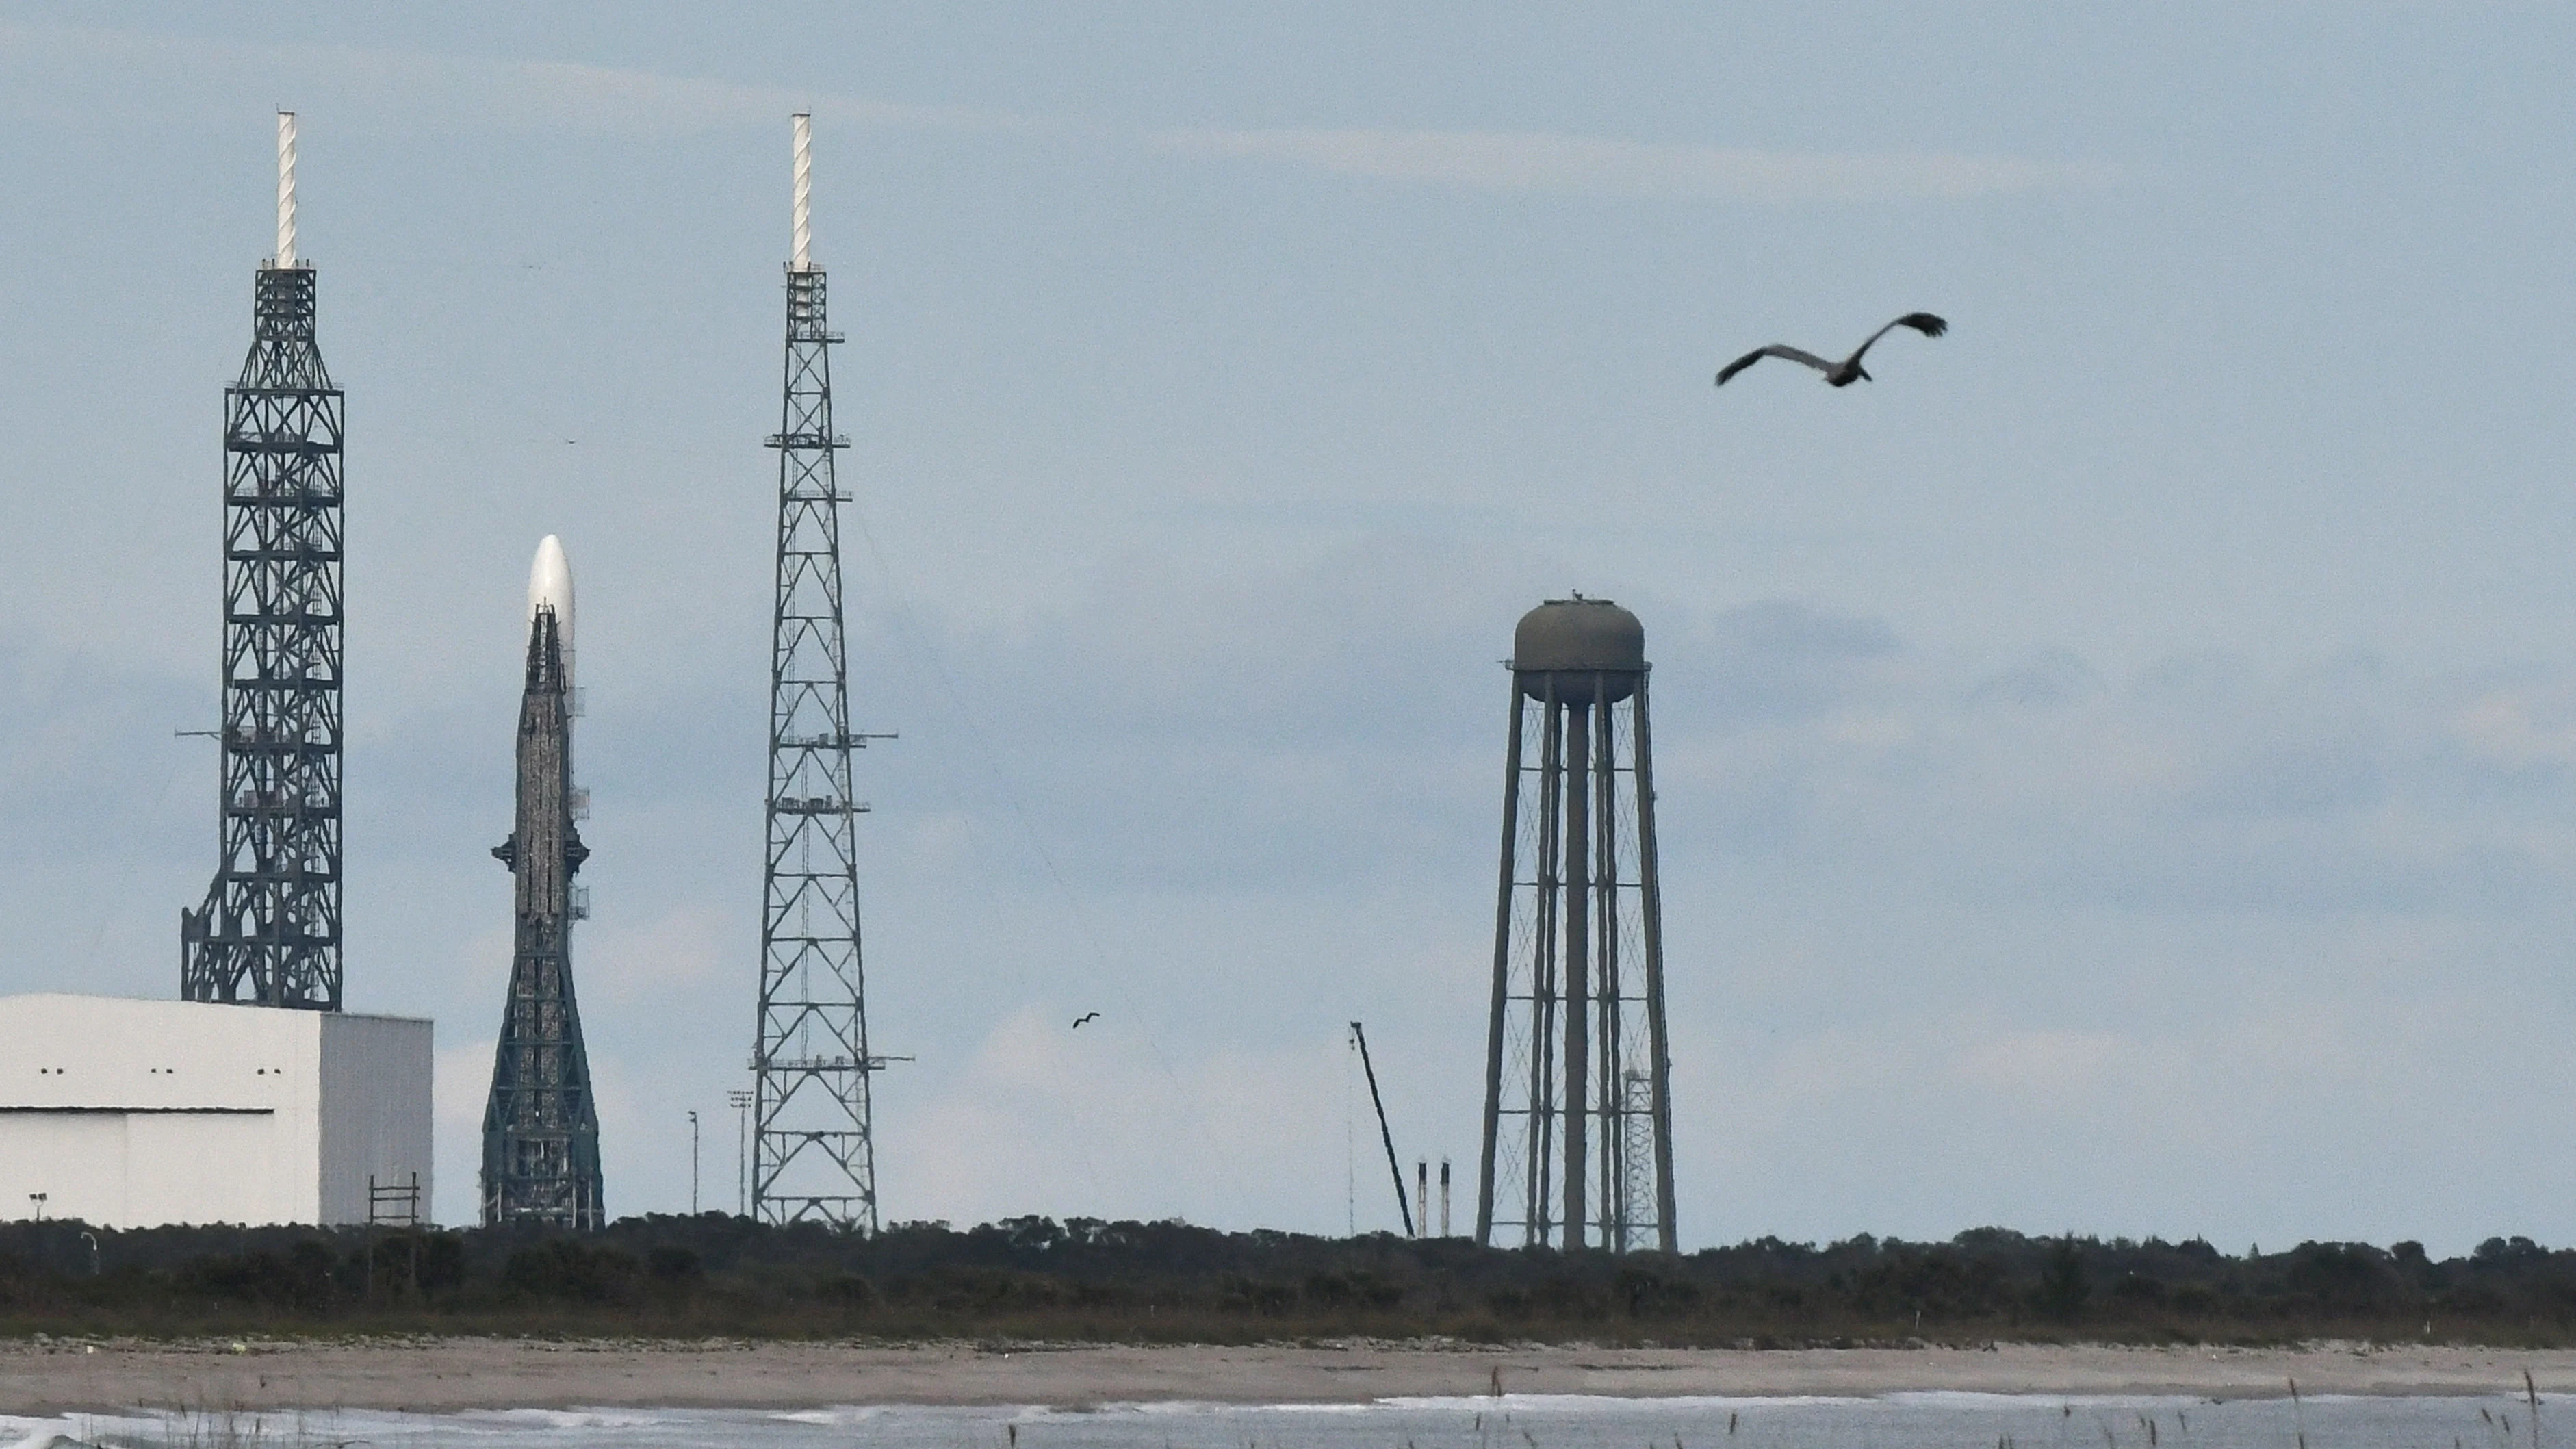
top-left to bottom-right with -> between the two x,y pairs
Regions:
1716,312 -> 1948,388
1072,1012 -> 1100,1029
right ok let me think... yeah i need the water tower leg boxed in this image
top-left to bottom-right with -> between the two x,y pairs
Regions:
1561,702 -> 1590,1251
1634,673 -> 1678,1252
1476,689 -> 1523,1246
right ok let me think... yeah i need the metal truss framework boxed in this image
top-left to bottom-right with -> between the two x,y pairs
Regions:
482,608 -> 604,1229
1478,670 -> 1677,1254
181,263 -> 345,1012
754,259 -> 881,1231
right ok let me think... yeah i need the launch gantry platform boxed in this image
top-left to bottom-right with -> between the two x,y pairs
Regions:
183,112 -> 345,1013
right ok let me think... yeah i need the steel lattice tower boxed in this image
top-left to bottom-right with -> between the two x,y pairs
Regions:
482,550 -> 604,1231
753,113 -> 881,1230
1476,597 -> 1677,1253
181,113 -> 346,1012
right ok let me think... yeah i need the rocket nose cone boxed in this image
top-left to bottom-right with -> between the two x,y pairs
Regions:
527,535 -> 574,648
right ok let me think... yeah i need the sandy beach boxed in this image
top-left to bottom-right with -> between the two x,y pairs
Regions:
3,1339 -> 2575,1415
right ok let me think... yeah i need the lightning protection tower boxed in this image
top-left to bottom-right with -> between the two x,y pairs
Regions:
754,112 -> 882,1230
1476,597 -> 1677,1253
182,112 -> 346,1012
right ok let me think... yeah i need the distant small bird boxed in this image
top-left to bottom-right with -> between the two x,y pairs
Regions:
1715,312 -> 1948,388
1072,1012 -> 1100,1029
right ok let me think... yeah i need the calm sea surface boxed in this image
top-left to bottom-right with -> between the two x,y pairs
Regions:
6,1392 -> 2565,1449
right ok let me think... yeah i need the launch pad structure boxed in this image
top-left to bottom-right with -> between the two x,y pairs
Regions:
753,113 -> 885,1231
480,541 -> 605,1229
181,112 -> 346,1012
0,113 -> 434,1233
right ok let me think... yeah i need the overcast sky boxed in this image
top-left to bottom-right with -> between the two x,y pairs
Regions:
4,5 -> 2575,1249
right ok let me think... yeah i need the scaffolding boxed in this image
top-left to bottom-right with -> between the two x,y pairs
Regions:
480,605 -> 604,1228
182,113 -> 344,1012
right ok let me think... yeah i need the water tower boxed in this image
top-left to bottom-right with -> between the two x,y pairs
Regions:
1476,596 -> 1677,1252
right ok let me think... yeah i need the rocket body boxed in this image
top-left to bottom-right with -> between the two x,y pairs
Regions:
480,536 -> 604,1229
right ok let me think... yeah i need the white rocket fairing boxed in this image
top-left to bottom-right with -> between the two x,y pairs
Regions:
526,535 -> 574,695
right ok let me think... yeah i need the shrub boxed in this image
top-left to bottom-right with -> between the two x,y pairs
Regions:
815,1273 -> 877,1307
179,1240 -> 339,1309
503,1239 -> 638,1303
2037,1239 -> 2089,1322
646,1246 -> 703,1284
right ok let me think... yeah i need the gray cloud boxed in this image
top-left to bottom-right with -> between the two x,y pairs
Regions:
1146,126 -> 2115,203
1,23 -> 2107,203
0,23 -> 1049,139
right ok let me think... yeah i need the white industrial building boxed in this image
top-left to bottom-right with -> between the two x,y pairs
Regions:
0,995 -> 431,1229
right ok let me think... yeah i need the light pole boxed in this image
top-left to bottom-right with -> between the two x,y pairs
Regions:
27,1193 -> 44,1222
726,1089 -> 754,1218
688,1110 -> 701,1215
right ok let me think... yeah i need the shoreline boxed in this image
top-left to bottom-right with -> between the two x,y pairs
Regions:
5,1339 -> 2576,1415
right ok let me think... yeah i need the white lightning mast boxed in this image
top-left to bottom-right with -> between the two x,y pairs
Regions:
790,112 -> 813,274
275,112 -> 298,270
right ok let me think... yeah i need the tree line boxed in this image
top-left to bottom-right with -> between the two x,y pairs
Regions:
3,1216 -> 2573,1344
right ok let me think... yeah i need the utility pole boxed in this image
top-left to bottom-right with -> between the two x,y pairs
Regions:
727,1088 -> 753,1216
688,1109 -> 700,1214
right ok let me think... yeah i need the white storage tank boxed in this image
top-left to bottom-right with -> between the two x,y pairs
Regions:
0,995 -> 431,1228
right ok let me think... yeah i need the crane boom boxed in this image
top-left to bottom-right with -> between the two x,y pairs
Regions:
1349,1021 -> 1415,1237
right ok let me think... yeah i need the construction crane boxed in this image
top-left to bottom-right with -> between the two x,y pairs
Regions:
1348,1022 -> 1414,1238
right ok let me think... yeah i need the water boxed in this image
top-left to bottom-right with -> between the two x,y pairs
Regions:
3,1392 -> 2563,1449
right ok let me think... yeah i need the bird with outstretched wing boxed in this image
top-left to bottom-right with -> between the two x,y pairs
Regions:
1717,312 -> 1947,388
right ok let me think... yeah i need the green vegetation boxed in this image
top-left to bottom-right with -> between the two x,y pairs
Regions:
2,1217 -> 2573,1345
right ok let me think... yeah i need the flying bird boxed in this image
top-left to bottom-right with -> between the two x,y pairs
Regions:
1072,1012 -> 1100,1029
1715,312 -> 1948,388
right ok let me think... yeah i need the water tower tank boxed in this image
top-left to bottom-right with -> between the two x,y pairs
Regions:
1512,597 -> 1645,703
